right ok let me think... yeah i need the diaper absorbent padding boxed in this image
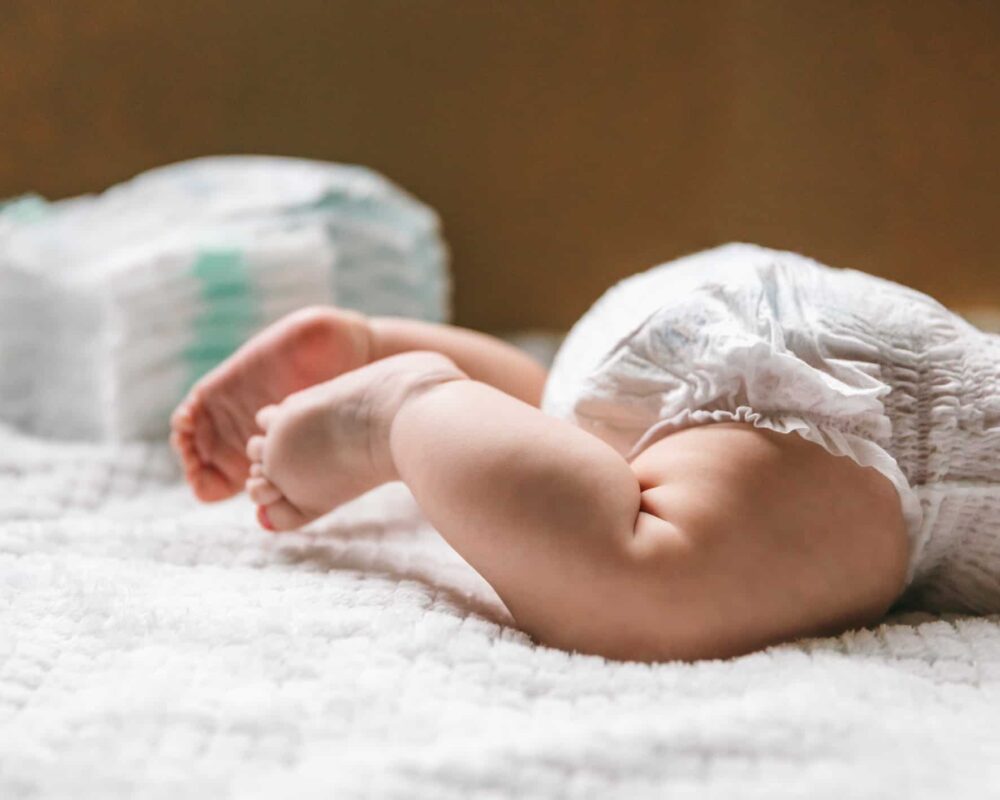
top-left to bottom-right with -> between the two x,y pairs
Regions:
0,156 -> 450,439
543,243 -> 1000,613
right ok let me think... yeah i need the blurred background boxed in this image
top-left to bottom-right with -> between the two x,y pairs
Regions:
2,0 -> 998,331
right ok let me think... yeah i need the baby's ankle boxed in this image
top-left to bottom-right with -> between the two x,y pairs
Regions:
337,308 -> 375,367
366,352 -> 468,482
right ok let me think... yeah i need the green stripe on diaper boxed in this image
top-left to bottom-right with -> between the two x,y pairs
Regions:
191,249 -> 254,300
182,248 -> 261,390
0,193 -> 50,223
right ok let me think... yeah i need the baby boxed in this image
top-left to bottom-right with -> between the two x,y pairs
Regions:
171,243 -> 1000,662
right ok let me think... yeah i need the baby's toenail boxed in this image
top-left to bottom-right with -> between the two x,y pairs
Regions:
257,505 -> 274,531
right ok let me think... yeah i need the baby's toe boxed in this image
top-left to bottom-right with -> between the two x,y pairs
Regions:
246,434 -> 266,462
191,464 -> 239,503
255,405 -> 279,432
258,499 -> 312,532
171,429 -> 199,472
246,476 -> 283,506
170,401 -> 196,434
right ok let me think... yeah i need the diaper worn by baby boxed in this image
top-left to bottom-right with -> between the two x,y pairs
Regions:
544,243 -> 1000,614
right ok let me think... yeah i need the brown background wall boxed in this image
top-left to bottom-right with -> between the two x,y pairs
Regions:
2,1 -> 998,329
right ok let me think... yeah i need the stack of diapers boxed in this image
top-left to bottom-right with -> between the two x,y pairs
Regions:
0,156 -> 449,440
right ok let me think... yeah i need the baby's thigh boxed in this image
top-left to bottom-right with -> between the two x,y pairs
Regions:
629,423 -> 911,657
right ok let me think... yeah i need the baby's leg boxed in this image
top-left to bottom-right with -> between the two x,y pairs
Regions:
247,353 -> 911,662
368,317 -> 548,407
389,381 -> 910,661
171,306 -> 547,502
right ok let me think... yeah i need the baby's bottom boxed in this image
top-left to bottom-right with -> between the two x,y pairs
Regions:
174,309 -> 911,662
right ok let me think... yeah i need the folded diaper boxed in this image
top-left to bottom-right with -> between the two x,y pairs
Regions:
0,157 -> 450,440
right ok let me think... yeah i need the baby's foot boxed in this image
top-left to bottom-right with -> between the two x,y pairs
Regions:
244,351 -> 465,532
171,307 -> 371,502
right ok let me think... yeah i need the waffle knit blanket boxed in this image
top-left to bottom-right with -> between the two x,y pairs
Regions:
2,422 -> 1000,799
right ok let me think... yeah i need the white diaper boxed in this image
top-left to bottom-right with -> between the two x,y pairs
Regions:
543,243 -> 1000,613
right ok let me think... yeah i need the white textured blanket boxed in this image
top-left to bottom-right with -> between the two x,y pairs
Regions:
3,423 -> 1000,799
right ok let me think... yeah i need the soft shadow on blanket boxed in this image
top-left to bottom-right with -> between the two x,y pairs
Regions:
268,515 -> 516,631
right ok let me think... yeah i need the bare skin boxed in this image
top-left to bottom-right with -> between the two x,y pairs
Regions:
172,307 -> 911,662
244,352 -> 466,531
171,307 -> 372,502
172,307 -> 547,501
